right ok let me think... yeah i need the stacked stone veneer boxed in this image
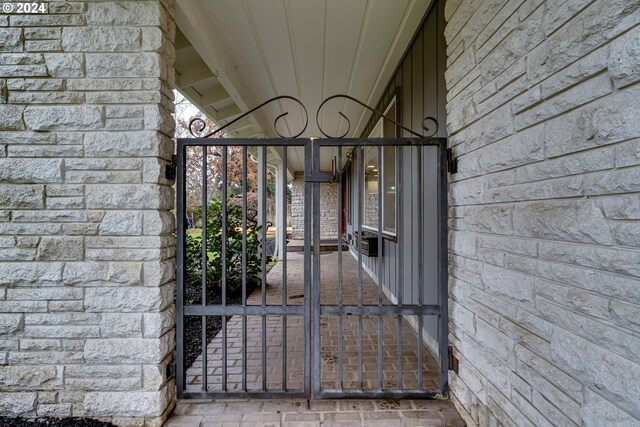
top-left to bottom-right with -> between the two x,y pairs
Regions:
0,1 -> 176,425
290,173 -> 339,240
444,0 -> 640,426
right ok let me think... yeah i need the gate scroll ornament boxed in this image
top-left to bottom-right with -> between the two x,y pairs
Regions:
188,94 -> 439,139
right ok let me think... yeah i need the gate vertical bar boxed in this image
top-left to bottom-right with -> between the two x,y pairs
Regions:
356,146 -> 363,391
417,145 -> 424,391
377,145 -> 383,392
281,146 -> 288,391
437,140 -> 449,392
176,142 -> 186,396
221,146 -> 228,391
304,141 -> 313,396
201,146 -> 208,391
312,139 -> 321,397
337,146 -> 344,391
396,146 -> 403,390
261,146 -> 267,391
241,146 -> 248,392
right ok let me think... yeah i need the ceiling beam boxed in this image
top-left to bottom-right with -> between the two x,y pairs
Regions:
213,105 -> 242,122
176,2 -> 267,136
200,84 -> 232,107
223,117 -> 252,132
230,127 -> 261,138
177,64 -> 215,87
175,44 -> 195,57
175,28 -> 192,51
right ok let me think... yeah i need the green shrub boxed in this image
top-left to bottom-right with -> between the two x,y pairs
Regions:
185,196 -> 267,297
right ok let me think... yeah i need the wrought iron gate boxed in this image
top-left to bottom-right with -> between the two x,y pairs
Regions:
175,96 -> 449,399
309,137 -> 448,399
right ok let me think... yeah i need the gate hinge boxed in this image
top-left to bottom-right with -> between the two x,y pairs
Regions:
166,356 -> 176,380
165,155 -> 177,180
447,149 -> 458,174
448,345 -> 459,374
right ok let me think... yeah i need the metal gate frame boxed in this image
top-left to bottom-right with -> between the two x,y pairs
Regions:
308,137 -> 449,399
174,95 -> 449,400
176,138 -> 312,399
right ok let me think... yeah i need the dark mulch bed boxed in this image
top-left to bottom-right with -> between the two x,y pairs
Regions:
0,417 -> 115,427
182,236 -> 276,369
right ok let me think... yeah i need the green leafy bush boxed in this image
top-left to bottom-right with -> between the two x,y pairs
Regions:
185,196 -> 267,298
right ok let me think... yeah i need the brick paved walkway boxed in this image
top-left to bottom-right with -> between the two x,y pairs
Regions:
166,398 -> 466,426
170,252 -> 466,426
185,252 -> 439,392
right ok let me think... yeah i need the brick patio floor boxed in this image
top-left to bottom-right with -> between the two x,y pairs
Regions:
165,398 -> 466,426
169,252 -> 465,425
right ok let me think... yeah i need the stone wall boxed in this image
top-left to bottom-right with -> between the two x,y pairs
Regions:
444,0 -> 640,426
290,173 -> 339,240
0,1 -> 176,425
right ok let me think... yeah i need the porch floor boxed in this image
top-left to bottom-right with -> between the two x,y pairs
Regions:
171,252 -> 464,425
165,398 -> 465,426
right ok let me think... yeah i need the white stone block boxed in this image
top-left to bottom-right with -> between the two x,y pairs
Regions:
0,105 -> 26,131
24,106 -> 102,131
44,53 -> 85,78
100,211 -> 143,236
83,389 -> 169,417
62,27 -> 140,52
86,53 -> 161,78
63,261 -> 142,287
36,237 -> 84,261
84,334 -> 173,364
84,285 -> 170,312
0,392 -> 37,416
0,314 -> 23,335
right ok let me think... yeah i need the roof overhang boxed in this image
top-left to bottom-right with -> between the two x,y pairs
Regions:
174,0 -> 433,172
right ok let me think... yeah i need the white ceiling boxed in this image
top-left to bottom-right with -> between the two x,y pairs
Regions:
175,0 -> 432,172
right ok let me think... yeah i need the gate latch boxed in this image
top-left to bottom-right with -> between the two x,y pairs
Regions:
305,172 -> 337,183
447,149 -> 458,174
305,156 -> 338,183
165,155 -> 177,180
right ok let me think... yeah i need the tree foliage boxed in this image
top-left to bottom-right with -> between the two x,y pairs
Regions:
185,196 -> 269,298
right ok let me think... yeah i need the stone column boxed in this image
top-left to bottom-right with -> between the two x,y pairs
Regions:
0,1 -> 177,425
290,173 -> 305,239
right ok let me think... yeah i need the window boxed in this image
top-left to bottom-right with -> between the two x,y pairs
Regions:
362,98 -> 397,235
